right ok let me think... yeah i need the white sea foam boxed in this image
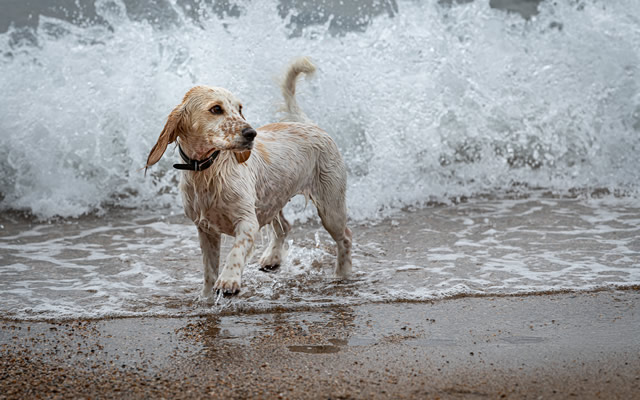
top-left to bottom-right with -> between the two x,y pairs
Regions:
0,0 -> 639,219
0,195 -> 638,320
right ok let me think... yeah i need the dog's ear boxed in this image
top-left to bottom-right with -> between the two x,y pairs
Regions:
145,105 -> 185,171
234,151 -> 251,164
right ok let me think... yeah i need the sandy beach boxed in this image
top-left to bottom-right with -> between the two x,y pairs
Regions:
2,289 -> 638,399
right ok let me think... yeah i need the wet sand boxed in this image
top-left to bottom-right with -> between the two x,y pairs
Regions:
2,289 -> 639,399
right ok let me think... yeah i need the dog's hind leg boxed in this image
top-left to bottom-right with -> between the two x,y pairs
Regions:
311,174 -> 352,278
259,210 -> 291,271
315,198 -> 352,278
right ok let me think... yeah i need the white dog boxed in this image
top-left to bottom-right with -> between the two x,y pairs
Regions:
145,57 -> 352,297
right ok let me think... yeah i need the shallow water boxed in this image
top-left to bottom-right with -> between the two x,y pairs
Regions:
1,193 -> 638,320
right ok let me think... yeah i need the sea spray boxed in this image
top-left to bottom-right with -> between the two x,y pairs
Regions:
1,0 -> 639,220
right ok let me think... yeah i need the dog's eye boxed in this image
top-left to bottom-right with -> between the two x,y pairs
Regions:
210,105 -> 223,115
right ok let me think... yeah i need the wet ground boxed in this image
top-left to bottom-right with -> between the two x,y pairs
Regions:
2,290 -> 639,399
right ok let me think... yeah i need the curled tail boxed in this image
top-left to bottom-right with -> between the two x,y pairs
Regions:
279,56 -> 316,123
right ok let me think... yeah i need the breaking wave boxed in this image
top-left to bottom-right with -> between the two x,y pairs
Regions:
1,0 -> 639,219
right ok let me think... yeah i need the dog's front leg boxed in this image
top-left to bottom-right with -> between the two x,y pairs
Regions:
214,218 -> 258,294
197,228 -> 221,300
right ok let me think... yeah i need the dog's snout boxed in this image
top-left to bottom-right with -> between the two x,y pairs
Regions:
242,127 -> 257,141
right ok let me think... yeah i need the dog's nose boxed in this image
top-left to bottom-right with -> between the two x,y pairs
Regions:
242,127 -> 257,141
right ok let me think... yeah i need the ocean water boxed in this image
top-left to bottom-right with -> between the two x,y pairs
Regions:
1,0 -> 639,219
1,0 -> 639,320
1,194 -> 639,320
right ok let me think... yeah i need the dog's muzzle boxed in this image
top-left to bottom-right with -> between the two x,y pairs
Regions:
242,127 -> 257,142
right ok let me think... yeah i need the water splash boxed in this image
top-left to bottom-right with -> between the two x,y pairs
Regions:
1,0 -> 639,219
1,195 -> 638,320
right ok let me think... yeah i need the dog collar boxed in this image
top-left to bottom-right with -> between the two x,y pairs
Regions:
173,145 -> 220,171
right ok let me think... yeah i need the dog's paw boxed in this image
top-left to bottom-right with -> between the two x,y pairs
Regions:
259,246 -> 287,272
259,262 -> 280,272
334,259 -> 352,279
214,275 -> 241,294
197,286 -> 215,303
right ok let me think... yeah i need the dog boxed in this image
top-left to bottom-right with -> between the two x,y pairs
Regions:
145,57 -> 352,297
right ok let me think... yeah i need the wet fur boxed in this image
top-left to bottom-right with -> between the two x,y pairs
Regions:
145,57 -> 352,297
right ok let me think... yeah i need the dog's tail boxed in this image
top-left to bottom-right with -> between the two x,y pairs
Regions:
279,56 -> 316,123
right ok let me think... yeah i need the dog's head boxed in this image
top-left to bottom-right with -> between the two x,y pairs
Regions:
146,86 -> 255,170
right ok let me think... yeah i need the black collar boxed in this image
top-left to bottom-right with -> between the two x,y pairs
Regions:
173,145 -> 220,171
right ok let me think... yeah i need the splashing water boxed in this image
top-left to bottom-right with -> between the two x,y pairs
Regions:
0,0 -> 639,220
1,194 -> 639,320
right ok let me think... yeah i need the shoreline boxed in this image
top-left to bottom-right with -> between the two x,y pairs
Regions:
2,289 -> 639,399
1,284 -> 639,323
